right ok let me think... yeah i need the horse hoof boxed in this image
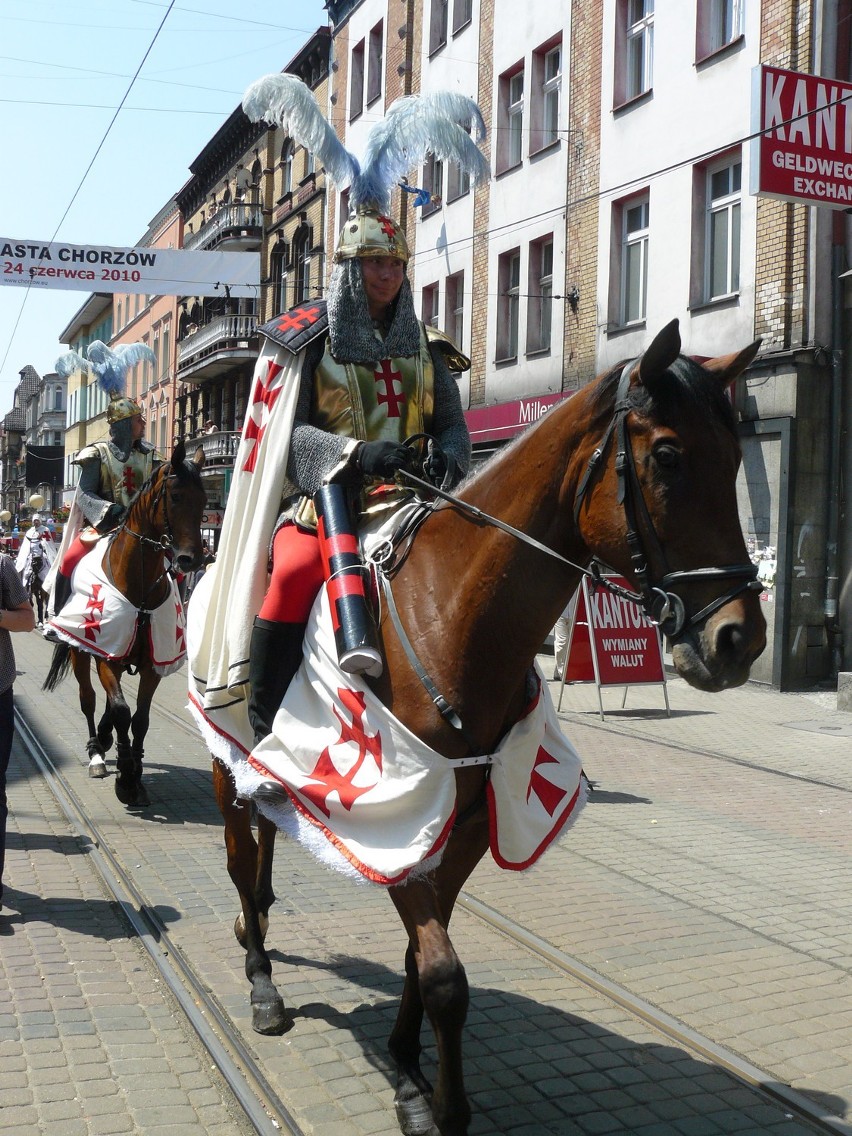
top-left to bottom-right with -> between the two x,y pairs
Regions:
251,995 -> 291,1035
88,759 -> 108,779
133,784 -> 150,807
115,781 -> 139,806
394,1097 -> 439,1136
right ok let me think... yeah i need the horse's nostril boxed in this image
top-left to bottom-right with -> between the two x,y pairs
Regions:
714,619 -> 745,660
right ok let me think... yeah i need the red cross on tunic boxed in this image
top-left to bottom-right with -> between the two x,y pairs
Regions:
298,689 -> 383,818
174,600 -> 185,651
275,306 -> 321,334
82,584 -> 105,643
377,215 -> 397,238
243,359 -> 284,473
121,464 -> 137,497
373,359 -> 406,418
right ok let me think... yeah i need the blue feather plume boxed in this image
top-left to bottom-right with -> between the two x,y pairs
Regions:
54,341 -> 155,396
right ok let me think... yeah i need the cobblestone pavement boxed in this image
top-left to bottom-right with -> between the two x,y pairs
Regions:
4,628 -> 850,1135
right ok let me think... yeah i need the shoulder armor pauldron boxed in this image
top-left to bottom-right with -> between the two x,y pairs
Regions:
425,326 -> 471,373
73,443 -> 103,466
259,300 -> 329,355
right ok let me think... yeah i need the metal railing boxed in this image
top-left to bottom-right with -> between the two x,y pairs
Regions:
182,203 -> 264,252
188,430 -> 240,462
177,314 -> 258,364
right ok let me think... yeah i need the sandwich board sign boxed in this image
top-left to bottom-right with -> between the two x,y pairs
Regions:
556,574 -> 669,720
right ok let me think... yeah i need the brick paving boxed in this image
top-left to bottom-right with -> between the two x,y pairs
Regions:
3,629 -> 848,1134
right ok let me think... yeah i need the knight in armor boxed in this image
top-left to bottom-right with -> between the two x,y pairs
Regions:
188,74 -> 489,766
246,204 -> 471,743
50,342 -> 159,619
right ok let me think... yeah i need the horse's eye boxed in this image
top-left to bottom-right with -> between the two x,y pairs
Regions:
653,445 -> 680,471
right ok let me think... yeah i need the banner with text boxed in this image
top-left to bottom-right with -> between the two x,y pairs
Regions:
566,575 -> 665,687
0,238 -> 260,297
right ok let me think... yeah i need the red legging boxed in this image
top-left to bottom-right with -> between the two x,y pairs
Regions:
257,523 -> 325,623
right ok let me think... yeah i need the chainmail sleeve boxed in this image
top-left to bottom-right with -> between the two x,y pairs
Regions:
286,338 -> 352,496
429,347 -> 471,486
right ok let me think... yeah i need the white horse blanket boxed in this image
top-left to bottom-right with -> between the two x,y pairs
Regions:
46,540 -> 187,676
188,569 -> 586,886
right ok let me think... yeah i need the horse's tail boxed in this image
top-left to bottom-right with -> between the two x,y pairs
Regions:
43,642 -> 72,692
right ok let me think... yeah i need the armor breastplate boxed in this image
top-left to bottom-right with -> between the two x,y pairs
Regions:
311,326 -> 435,443
97,444 -> 155,507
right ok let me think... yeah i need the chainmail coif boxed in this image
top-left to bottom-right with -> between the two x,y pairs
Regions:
326,258 -> 421,363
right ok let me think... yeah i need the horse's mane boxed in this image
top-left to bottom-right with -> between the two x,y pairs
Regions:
125,453 -> 202,520
590,354 -> 739,439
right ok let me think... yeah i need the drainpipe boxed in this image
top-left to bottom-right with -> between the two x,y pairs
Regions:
827,243 -> 845,677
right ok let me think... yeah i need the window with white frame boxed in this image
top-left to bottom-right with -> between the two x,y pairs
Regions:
527,236 -> 553,353
350,39 -> 365,120
294,226 -> 313,304
497,249 -> 521,360
531,41 -> 561,153
445,272 -> 464,349
615,0 -> 654,106
705,157 -> 741,299
53,386 -> 62,411
696,0 -> 744,60
281,140 -> 294,196
446,158 -> 470,203
498,67 -> 525,173
618,194 -> 649,325
422,152 -> 444,215
430,0 -> 449,54
367,21 -> 383,105
452,0 -> 472,34
422,283 -> 440,328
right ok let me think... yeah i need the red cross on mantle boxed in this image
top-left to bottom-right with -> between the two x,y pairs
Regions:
242,359 -> 284,473
373,359 -> 406,418
275,306 -> 320,334
83,584 -> 105,643
298,689 -> 383,818
526,746 -> 568,816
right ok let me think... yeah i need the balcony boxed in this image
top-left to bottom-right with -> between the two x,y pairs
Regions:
187,429 -> 240,466
183,203 -> 264,252
177,314 -> 258,383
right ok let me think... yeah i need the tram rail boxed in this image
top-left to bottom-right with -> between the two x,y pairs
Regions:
14,674 -> 851,1136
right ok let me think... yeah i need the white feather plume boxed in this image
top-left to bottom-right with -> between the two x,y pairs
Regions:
54,340 -> 155,396
355,91 -> 488,211
242,73 -> 359,191
241,74 -> 489,215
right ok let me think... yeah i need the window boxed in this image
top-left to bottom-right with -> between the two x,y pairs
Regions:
497,249 -> 521,360
53,430 -> 61,447
705,157 -> 741,299
696,0 -> 744,60
422,152 -> 444,215
422,283 -> 439,328
350,39 -> 365,120
446,159 -> 470,203
445,272 -> 464,349
281,140 -> 294,196
531,42 -> 561,153
497,67 -> 524,173
367,22 -> 383,104
452,0 -> 472,34
53,386 -> 62,411
161,324 -> 170,384
430,0 -> 449,54
617,194 -> 649,325
615,0 -> 654,106
293,226 -> 312,304
527,236 -> 553,353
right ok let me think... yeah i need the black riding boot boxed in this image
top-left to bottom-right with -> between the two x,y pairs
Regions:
247,617 -> 307,745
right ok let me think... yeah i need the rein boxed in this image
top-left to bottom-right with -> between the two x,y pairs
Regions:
111,469 -> 177,611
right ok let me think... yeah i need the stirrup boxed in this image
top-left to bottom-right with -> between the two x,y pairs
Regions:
339,645 -> 383,677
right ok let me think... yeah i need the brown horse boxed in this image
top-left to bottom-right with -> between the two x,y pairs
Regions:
212,321 -> 766,1136
44,442 -> 206,807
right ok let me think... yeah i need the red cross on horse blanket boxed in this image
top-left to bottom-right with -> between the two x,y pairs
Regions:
46,540 -> 187,675
188,577 -> 586,886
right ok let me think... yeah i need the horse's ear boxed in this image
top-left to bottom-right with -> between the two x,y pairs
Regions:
636,319 -> 681,387
193,445 -> 206,470
700,339 -> 762,390
171,439 -> 186,468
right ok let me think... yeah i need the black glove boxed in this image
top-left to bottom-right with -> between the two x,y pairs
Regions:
97,503 -> 126,533
423,447 -> 458,490
355,440 -> 411,479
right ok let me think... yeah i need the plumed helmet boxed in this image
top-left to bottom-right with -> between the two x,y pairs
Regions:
334,205 -> 410,264
107,394 -> 143,425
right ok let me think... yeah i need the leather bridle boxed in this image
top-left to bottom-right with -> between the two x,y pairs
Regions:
571,359 -> 761,641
